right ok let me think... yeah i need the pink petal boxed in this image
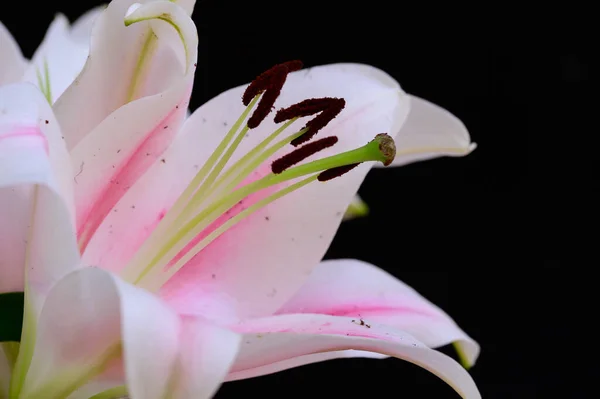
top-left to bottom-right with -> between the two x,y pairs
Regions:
0,22 -> 26,84
227,314 -> 480,399
0,83 -> 78,300
56,0 -> 198,253
374,94 -> 476,168
276,258 -> 479,367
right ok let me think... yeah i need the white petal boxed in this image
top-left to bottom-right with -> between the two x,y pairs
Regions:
277,258 -> 479,367
172,0 -> 197,15
229,314 -> 480,399
375,95 -> 476,168
0,83 -> 77,300
69,6 -> 105,46
22,15 -> 90,104
0,22 -> 26,85
82,63 -> 409,322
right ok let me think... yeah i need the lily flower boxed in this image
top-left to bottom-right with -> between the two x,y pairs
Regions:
1,0 -> 479,398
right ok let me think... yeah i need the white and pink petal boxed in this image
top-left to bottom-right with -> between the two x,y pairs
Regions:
276,258 -> 479,367
0,83 -> 77,299
54,0 -> 198,254
228,314 -> 480,399
17,266 -> 239,399
17,267 -> 175,399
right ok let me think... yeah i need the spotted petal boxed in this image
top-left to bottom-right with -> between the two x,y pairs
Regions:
0,22 -> 26,85
82,63 -> 410,322
276,259 -> 479,367
228,314 -> 480,399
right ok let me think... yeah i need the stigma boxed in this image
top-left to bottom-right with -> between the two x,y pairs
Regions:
120,61 -> 396,290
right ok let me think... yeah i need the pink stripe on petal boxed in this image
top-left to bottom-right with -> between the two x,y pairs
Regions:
77,102 -> 186,252
160,165 -> 281,323
0,127 -> 49,154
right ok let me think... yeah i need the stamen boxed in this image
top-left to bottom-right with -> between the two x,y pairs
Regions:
274,97 -> 346,146
317,163 -> 359,181
132,134 -> 396,287
272,136 -> 338,174
121,61 -> 397,292
200,121 -> 304,200
243,60 -> 303,128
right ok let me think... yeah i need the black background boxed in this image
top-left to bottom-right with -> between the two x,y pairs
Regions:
5,1 -> 588,398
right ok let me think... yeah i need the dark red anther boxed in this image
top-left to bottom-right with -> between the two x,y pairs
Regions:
317,163 -> 360,182
274,97 -> 345,147
242,61 -> 304,129
271,136 -> 339,174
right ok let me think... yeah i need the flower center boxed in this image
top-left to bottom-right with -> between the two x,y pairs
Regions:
119,61 -> 396,290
